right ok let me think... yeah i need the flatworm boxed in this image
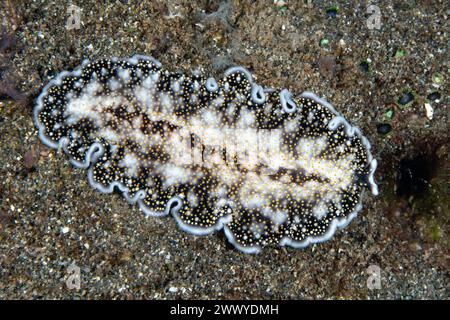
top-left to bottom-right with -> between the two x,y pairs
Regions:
34,55 -> 378,253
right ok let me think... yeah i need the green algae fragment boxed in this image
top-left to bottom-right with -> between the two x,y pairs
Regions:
432,73 -> 443,85
395,49 -> 406,58
320,38 -> 330,48
384,109 -> 394,120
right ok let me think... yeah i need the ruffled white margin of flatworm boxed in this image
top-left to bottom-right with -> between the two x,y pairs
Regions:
34,54 -> 378,254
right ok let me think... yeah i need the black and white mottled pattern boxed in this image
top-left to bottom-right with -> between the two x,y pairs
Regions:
34,55 -> 378,253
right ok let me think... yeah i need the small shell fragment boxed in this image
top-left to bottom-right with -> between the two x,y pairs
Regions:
424,103 -> 434,120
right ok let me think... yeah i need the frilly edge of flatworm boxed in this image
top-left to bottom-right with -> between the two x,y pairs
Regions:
34,54 -> 378,254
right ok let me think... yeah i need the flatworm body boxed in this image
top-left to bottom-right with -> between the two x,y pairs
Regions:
34,55 -> 378,253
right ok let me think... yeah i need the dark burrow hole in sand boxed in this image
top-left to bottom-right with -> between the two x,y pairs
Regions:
395,152 -> 438,199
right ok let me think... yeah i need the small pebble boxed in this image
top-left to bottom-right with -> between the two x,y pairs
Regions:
377,123 -> 392,135
318,55 -> 340,78
326,6 -> 338,18
274,0 -> 288,10
359,61 -> 370,73
24,146 -> 40,169
398,91 -> 414,105
427,91 -> 440,102
168,287 -> 178,293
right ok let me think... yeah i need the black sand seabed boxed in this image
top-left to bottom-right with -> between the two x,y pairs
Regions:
0,1 -> 448,299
